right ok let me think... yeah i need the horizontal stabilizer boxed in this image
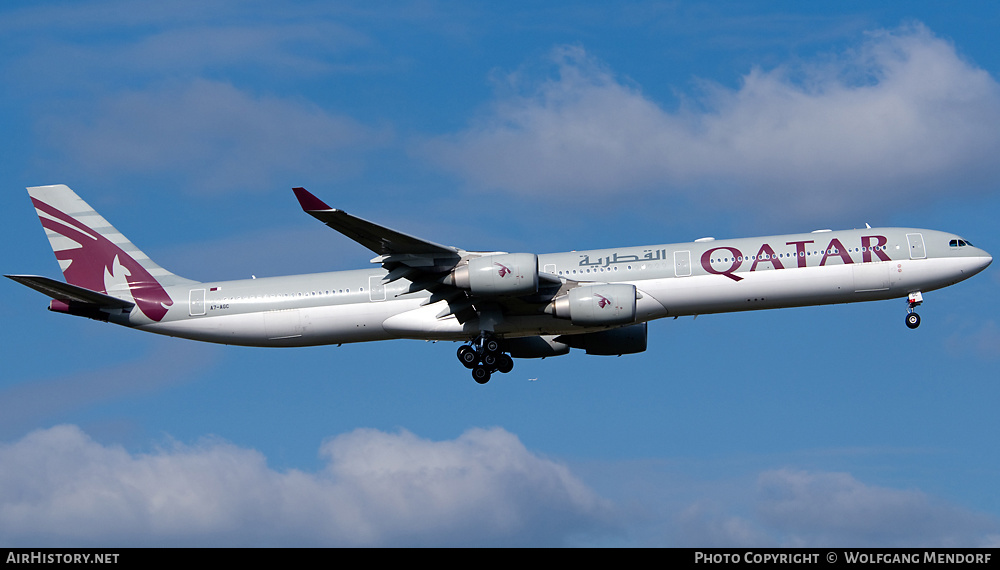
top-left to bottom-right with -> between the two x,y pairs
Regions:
6,274 -> 134,310
293,187 -> 460,258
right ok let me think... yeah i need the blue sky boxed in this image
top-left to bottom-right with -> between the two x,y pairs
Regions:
1,1 -> 998,546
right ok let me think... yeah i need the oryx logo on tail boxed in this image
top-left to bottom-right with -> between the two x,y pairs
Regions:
31,197 -> 173,322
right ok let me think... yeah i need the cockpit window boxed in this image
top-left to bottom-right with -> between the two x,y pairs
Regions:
950,239 -> 974,247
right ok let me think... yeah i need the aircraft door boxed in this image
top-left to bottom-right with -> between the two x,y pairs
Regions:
368,275 -> 386,301
906,233 -> 926,259
674,251 -> 691,277
189,289 -> 206,316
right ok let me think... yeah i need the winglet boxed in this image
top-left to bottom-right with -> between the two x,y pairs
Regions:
293,187 -> 332,211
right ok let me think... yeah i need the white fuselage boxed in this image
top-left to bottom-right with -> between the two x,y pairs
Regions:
130,227 -> 991,347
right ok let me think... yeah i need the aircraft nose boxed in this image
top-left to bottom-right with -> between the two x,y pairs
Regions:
970,249 -> 992,274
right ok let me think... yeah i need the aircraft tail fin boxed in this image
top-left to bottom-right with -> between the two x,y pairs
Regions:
24,184 -> 196,322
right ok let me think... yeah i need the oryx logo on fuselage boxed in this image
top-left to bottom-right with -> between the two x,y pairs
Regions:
495,262 -> 511,278
596,294 -> 611,309
32,198 -> 173,321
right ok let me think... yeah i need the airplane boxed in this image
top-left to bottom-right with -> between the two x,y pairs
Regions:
7,184 -> 993,384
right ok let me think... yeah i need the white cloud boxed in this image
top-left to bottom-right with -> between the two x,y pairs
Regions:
674,502 -> 770,547
421,24 -> 1000,222
580,460 -> 998,547
41,79 -> 391,194
2,426 -> 996,547
0,425 -> 612,546
754,469 -> 997,546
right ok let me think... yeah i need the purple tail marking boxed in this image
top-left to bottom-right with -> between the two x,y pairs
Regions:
32,197 -> 173,322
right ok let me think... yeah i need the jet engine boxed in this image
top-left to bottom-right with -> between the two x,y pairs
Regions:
548,283 -> 637,325
449,253 -> 539,296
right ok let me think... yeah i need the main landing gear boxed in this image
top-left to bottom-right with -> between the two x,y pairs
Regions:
905,291 -> 923,329
457,332 -> 514,384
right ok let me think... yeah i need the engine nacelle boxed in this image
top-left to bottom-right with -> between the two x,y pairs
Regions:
450,253 -> 539,296
549,283 -> 637,326
557,323 -> 647,356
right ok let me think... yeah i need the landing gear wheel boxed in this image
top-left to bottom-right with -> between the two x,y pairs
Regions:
472,366 -> 491,384
461,333 -> 511,384
497,354 -> 514,374
482,352 -> 498,368
906,312 -> 921,329
457,345 -> 478,369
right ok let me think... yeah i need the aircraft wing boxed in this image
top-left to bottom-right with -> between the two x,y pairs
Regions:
293,188 -> 460,258
6,274 -> 135,310
292,188 -> 566,324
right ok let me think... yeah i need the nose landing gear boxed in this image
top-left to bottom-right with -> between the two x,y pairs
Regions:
905,291 -> 923,329
456,332 -> 514,384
